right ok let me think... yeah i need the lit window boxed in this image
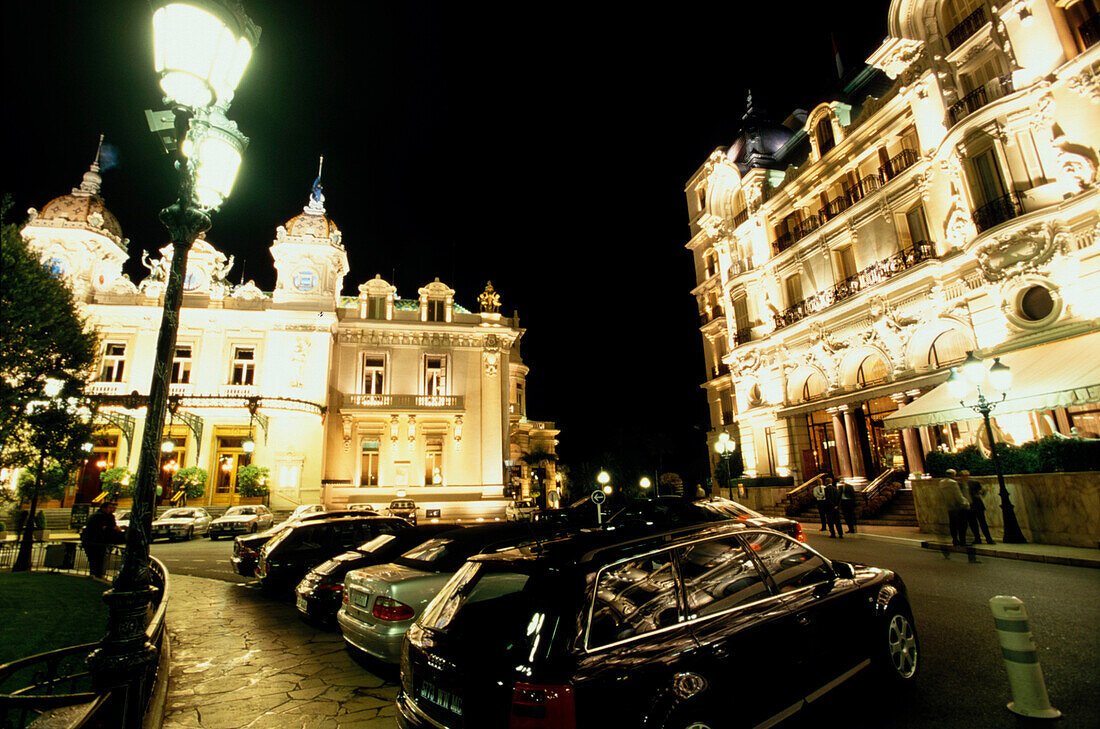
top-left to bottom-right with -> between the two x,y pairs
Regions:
362,355 -> 385,397
171,345 -> 193,384
367,295 -> 386,319
856,356 -> 888,388
426,299 -> 446,322
360,439 -> 380,486
101,343 -> 127,382
425,436 -> 443,484
815,118 -> 835,156
425,355 -> 446,397
230,346 -> 255,385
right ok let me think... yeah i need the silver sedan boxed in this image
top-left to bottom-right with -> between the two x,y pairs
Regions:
151,507 -> 212,541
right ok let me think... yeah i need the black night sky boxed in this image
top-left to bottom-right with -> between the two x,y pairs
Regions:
1,1 -> 889,490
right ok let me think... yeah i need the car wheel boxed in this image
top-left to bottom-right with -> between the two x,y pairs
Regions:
877,604 -> 920,683
187,527 -> 194,541
210,534 -> 219,541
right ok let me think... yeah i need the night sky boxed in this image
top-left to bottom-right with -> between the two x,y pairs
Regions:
1,1 -> 889,489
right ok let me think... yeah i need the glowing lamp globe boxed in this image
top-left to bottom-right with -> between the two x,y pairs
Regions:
241,437 -> 255,453
596,471 -> 610,486
152,1 -> 260,109
989,358 -> 1012,392
640,477 -> 652,490
946,368 -> 969,401
960,351 -> 985,386
183,104 -> 248,209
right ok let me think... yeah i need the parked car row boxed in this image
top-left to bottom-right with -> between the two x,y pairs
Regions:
224,495 -> 919,729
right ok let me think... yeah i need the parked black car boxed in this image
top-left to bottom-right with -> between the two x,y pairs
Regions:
256,515 -> 411,591
231,509 -> 367,577
295,523 -> 459,626
608,495 -> 805,541
398,522 -> 919,729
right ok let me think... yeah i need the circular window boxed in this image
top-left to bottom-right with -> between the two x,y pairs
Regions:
1019,285 -> 1054,322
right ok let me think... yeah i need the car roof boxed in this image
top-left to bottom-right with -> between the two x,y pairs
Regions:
470,520 -> 756,570
283,514 -> 404,530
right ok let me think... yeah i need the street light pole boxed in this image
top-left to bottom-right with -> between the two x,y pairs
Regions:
88,3 -> 258,724
949,353 -> 1026,545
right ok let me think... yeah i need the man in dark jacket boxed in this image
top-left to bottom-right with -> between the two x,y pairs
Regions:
81,501 -> 121,578
840,482 -> 859,534
962,470 -> 995,544
823,478 -> 844,539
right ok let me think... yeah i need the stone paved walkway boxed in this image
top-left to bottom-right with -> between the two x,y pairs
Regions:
163,575 -> 399,729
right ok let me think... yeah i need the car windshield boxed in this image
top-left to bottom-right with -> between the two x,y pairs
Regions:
225,507 -> 256,516
161,509 -> 196,519
390,500 -> 415,509
358,534 -> 398,553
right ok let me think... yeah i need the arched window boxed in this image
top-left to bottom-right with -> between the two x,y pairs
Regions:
815,118 -> 836,156
802,372 -> 828,402
856,355 -> 888,388
928,329 -> 970,368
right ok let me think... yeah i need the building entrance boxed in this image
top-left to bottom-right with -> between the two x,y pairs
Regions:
76,434 -> 119,503
804,410 -> 840,478
864,396 -> 905,474
212,436 -> 251,506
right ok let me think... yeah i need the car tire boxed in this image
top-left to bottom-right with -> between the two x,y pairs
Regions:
187,527 -> 194,541
210,534 -> 219,541
876,603 -> 920,684
250,524 -> 258,533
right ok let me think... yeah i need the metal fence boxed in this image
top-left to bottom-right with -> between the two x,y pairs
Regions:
0,540 -> 124,579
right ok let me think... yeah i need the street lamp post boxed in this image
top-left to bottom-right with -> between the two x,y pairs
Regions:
947,352 -> 1027,544
639,476 -> 652,500
88,3 -> 259,724
714,432 -> 734,498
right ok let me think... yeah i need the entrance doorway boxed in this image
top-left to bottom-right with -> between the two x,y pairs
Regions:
76,434 -> 119,503
805,411 -> 840,478
212,436 -> 251,506
158,433 -> 188,506
864,396 -> 905,474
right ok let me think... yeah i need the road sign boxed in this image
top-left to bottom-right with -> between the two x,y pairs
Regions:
591,490 -> 606,504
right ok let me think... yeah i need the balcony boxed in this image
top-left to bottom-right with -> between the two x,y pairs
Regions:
946,5 -> 988,49
711,362 -> 731,379
948,76 -> 1013,126
733,327 -> 753,347
732,208 -> 750,228
700,307 -> 725,325
342,393 -> 465,411
220,384 -> 258,398
773,242 -> 936,330
88,381 -> 125,396
775,214 -> 823,252
881,148 -> 920,182
972,192 -> 1023,233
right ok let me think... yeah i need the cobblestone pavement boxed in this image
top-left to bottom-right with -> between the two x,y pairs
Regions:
163,575 -> 399,729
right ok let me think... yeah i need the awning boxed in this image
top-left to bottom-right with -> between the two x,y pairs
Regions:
883,332 -> 1100,430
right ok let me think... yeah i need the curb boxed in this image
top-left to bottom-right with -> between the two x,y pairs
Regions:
919,541 -> 1100,569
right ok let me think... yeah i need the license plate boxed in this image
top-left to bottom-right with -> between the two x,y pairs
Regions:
351,592 -> 371,608
296,595 -> 307,612
418,679 -> 462,716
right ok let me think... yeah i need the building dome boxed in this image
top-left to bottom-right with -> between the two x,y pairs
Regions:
725,92 -> 796,173
36,190 -> 124,240
284,208 -> 339,239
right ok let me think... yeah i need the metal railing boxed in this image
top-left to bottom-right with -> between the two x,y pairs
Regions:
972,192 -> 1023,233
775,214 -> 823,252
733,327 -> 753,347
881,148 -> 920,182
0,549 -> 169,729
948,75 -> 1013,126
342,393 -> 465,410
946,5 -> 988,49
859,468 -> 904,517
773,242 -> 935,330
732,208 -> 750,228
0,540 -> 123,577
784,474 -> 824,516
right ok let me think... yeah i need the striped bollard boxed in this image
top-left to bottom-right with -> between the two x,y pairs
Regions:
989,595 -> 1061,719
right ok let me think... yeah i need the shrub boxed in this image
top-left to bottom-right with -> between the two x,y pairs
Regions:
924,437 -> 1100,476
99,467 -> 134,499
172,467 -> 208,499
34,510 -> 46,530
235,465 -> 270,498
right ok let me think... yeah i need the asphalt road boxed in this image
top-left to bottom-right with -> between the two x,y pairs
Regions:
150,531 -> 1100,729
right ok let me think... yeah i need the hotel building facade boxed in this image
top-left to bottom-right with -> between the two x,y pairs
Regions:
687,0 -> 1100,489
18,169 -> 559,519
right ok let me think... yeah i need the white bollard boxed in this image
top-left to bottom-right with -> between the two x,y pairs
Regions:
989,595 -> 1061,719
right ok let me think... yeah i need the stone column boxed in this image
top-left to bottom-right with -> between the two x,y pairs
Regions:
844,407 -> 868,482
893,393 -> 925,476
830,409 -> 853,480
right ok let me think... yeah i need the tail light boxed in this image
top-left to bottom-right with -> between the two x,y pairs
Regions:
373,596 -> 416,621
510,683 -> 576,729
341,591 -> 349,606
794,522 -> 806,543
318,582 -> 344,593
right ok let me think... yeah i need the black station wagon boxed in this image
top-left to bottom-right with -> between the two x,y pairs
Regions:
397,522 -> 919,729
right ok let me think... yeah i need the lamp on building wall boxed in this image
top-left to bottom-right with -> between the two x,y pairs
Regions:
89,2 -> 259,721
946,352 -> 1026,544
639,476 -> 652,500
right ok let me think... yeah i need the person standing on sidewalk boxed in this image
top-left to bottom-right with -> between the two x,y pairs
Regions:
81,501 -> 121,578
813,478 -> 829,531
840,481 -> 858,534
823,478 -> 844,539
941,469 -> 970,546
962,470 -> 995,544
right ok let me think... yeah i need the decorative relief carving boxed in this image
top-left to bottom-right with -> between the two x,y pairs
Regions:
944,186 -> 977,250
232,280 -> 266,300
976,222 -> 1067,283
342,415 -> 353,452
1051,126 -> 1098,191
407,415 -> 417,445
1067,64 -> 1100,103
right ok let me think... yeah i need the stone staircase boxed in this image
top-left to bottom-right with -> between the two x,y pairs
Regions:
756,488 -> 918,528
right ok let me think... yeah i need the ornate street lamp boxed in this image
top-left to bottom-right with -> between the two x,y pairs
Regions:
88,3 -> 259,723
714,432 -> 735,497
639,476 -> 652,500
946,352 -> 1027,544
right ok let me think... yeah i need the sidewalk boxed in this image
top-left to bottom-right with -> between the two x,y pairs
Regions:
163,575 -> 398,729
822,523 -> 1100,569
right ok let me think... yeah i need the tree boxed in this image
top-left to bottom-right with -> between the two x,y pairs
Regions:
1,198 -> 98,570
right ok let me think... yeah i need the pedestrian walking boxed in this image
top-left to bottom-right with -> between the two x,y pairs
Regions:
813,477 -> 828,531
941,469 -> 970,546
962,470 -> 995,544
81,501 -> 122,578
840,481 -> 858,533
823,477 -> 844,539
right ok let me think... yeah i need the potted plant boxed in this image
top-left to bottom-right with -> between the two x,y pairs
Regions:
172,467 -> 208,504
235,465 -> 270,502
99,467 -> 135,502
0,520 -> 7,541
33,510 -> 47,541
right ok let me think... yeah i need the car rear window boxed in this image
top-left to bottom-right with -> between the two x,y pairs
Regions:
390,500 -> 415,509
398,538 -> 454,563
358,534 -> 397,553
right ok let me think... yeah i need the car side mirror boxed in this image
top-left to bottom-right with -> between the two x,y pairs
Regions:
833,561 -> 855,580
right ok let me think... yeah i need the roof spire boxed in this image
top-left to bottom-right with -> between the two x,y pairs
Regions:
743,90 -> 755,121
74,134 -> 104,196
304,154 -> 326,214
